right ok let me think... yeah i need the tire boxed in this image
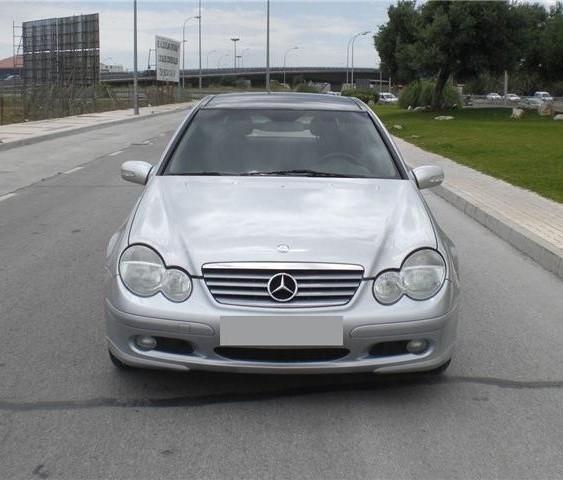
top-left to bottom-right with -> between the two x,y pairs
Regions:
108,349 -> 133,370
424,359 -> 451,375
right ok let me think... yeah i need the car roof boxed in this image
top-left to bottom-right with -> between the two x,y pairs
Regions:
202,92 -> 364,111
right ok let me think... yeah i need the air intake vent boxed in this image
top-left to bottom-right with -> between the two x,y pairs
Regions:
202,262 -> 363,308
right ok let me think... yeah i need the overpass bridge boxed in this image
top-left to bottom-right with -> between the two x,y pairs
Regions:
100,66 -> 383,89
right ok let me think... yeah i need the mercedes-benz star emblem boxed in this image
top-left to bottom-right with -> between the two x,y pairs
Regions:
267,273 -> 298,302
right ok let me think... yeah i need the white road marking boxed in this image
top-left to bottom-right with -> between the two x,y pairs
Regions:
108,150 -> 123,157
0,193 -> 17,203
63,166 -> 84,175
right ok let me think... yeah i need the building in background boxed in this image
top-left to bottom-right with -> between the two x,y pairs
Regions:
100,63 -> 125,74
0,55 -> 23,79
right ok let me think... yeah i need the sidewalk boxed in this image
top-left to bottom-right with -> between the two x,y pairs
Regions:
394,136 -> 563,279
0,101 -> 194,149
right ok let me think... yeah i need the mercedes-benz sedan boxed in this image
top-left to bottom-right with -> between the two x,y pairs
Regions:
105,92 -> 460,374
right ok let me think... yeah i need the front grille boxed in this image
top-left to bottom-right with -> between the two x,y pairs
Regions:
202,262 -> 364,308
215,347 -> 350,362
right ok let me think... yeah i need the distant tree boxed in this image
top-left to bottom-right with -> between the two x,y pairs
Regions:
540,3 -> 563,81
374,1 -> 420,84
375,1 -> 526,109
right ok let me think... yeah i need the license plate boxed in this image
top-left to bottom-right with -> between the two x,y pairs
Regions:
220,316 -> 343,347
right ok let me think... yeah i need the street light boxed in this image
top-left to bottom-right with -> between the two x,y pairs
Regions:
350,31 -> 371,89
206,49 -> 217,69
133,0 -> 139,115
217,53 -> 230,69
346,30 -> 369,88
266,0 -> 270,92
240,48 -> 250,68
231,37 -> 240,70
182,15 -> 200,89
283,46 -> 299,86
198,0 -> 202,89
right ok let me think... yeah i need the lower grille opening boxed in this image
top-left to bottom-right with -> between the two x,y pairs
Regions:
154,337 -> 194,355
215,347 -> 350,362
369,341 -> 409,357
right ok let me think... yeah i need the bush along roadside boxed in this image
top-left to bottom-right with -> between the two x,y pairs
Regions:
399,80 -> 461,110
341,89 -> 380,104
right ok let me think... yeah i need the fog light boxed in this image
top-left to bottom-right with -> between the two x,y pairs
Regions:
135,335 -> 157,351
406,339 -> 429,354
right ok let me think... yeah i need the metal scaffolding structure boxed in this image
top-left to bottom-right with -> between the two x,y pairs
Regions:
22,14 -> 100,88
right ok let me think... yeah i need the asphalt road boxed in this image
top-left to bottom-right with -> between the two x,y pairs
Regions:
1,112 -> 562,480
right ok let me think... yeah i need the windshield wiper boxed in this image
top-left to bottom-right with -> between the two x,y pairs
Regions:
241,169 -> 363,178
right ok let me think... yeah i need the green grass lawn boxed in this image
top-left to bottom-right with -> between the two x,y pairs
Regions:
372,105 -> 563,203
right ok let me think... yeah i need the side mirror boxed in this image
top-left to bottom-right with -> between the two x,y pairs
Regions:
412,165 -> 444,190
121,161 -> 152,185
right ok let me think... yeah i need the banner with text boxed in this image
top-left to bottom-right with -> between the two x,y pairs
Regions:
155,35 -> 180,83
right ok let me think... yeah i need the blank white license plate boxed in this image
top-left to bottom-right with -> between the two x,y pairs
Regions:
220,316 -> 343,347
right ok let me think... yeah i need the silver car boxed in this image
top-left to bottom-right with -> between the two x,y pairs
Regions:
105,93 -> 460,374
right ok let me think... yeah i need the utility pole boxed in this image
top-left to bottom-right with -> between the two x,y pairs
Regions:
351,31 -> 370,89
283,46 -> 299,86
231,37 -> 240,70
198,0 -> 202,89
266,0 -> 270,92
133,0 -> 139,115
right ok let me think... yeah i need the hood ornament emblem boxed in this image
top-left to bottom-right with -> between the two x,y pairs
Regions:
267,273 -> 298,302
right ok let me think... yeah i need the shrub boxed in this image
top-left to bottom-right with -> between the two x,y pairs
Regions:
399,79 -> 461,110
341,89 -> 379,104
294,83 -> 322,93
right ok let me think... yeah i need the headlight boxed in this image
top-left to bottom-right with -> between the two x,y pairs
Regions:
373,249 -> 446,304
119,245 -> 192,301
401,249 -> 446,300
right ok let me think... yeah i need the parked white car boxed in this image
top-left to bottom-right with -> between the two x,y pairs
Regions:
486,93 -> 502,101
379,92 -> 398,104
505,93 -> 521,102
534,91 -> 553,102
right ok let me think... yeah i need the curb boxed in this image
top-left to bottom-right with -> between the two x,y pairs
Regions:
432,183 -> 563,280
0,103 -> 193,152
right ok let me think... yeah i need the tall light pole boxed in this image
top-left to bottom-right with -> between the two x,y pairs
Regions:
240,48 -> 250,68
231,37 -> 240,70
198,0 -> 202,89
217,53 -> 229,68
182,16 -> 200,89
266,0 -> 270,92
133,0 -> 139,115
206,49 -> 217,69
283,46 -> 299,86
346,30 -> 369,88
351,31 -> 370,89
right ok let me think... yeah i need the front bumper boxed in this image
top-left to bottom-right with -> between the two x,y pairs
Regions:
105,275 -> 459,374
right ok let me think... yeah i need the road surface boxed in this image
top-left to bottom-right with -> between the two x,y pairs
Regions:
1,111 -> 562,480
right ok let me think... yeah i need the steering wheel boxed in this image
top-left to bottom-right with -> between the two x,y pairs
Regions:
311,152 -> 371,175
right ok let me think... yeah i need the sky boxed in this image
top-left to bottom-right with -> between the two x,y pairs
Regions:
0,1 -> 392,70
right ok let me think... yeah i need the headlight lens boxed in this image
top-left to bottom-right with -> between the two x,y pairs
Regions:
373,249 -> 446,304
119,245 -> 192,301
373,271 -> 403,305
401,249 -> 446,300
161,268 -> 192,302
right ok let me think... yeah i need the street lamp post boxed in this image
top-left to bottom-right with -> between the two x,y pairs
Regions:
346,30 -> 369,88
351,31 -> 370,89
206,50 -> 217,69
133,0 -> 139,115
217,53 -> 229,69
198,0 -> 202,89
240,48 -> 250,69
182,16 -> 200,89
231,38 -> 240,70
283,46 -> 299,86
266,0 -> 270,92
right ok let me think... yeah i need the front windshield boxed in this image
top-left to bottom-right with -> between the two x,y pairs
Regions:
164,108 -> 400,178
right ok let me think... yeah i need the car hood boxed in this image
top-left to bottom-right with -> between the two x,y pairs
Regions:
129,176 -> 437,277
